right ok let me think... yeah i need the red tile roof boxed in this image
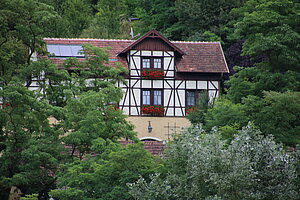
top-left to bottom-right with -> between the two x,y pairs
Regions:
44,37 -> 229,73
174,42 -> 229,73
120,141 -> 164,155
65,141 -> 164,157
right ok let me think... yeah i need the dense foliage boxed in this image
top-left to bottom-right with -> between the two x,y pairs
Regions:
50,142 -> 158,200
233,0 -> 300,72
1,0 -> 299,199
0,82 -> 64,200
186,0 -> 300,147
129,125 -> 299,200
0,1 -> 138,199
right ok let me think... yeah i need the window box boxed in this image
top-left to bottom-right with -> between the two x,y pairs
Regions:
142,105 -> 164,116
141,69 -> 165,79
185,106 -> 196,115
142,89 -> 163,106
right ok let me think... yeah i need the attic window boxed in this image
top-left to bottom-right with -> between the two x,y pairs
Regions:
47,44 -> 84,58
142,57 -> 163,69
153,58 -> 162,68
142,58 -> 151,68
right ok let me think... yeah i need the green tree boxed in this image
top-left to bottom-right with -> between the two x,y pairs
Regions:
204,98 -> 249,131
233,0 -> 300,72
37,0 -> 93,37
226,67 -> 300,103
129,125 -> 299,199
0,82 -> 65,200
0,0 -> 58,85
21,194 -> 38,200
0,2 -> 64,198
50,142 -> 158,200
0,2 -> 136,198
61,89 -> 136,158
187,31 -> 224,44
200,91 -> 300,146
131,0 -> 179,39
81,0 -> 127,38
170,0 -> 246,40
52,44 -> 136,157
0,42 -> 137,200
243,91 -> 300,146
60,0 -> 93,37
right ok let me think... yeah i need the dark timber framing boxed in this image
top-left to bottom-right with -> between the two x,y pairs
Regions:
118,48 -> 221,117
44,30 -> 228,118
119,79 -> 219,117
120,50 -> 219,117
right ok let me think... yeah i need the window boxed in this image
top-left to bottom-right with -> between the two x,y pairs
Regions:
142,89 -> 164,116
141,57 -> 163,69
186,90 -> 208,107
186,91 -> 196,106
153,58 -> 162,69
153,90 -> 162,105
142,89 -> 163,105
142,58 -> 151,69
143,90 -> 151,105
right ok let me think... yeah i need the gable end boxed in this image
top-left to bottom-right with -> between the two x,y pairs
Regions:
118,30 -> 184,56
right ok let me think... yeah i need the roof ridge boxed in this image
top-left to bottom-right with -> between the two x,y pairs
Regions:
43,38 -> 220,44
43,38 -> 134,42
172,41 -> 220,44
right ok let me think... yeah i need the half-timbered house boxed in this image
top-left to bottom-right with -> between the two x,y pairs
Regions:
44,30 -> 229,142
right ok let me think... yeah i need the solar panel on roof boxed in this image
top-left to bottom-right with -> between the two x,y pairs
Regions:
47,44 -> 60,56
47,44 -> 84,57
59,45 -> 72,57
71,45 -> 83,57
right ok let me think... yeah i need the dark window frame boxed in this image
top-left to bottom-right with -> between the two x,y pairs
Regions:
186,90 -> 208,107
142,89 -> 164,106
186,90 -> 196,106
141,57 -> 163,69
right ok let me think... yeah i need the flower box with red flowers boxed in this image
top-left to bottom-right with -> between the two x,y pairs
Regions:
185,106 -> 196,115
142,105 -> 164,116
141,69 -> 165,79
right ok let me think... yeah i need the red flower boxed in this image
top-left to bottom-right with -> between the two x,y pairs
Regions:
2,103 -> 12,109
142,105 -> 164,116
186,106 -> 196,115
141,69 -> 164,79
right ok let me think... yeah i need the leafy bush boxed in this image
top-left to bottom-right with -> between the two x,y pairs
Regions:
226,67 -> 300,103
129,124 -> 299,200
204,98 -> 249,131
51,142 -> 158,200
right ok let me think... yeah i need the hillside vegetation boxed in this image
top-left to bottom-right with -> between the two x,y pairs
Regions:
0,0 -> 299,199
